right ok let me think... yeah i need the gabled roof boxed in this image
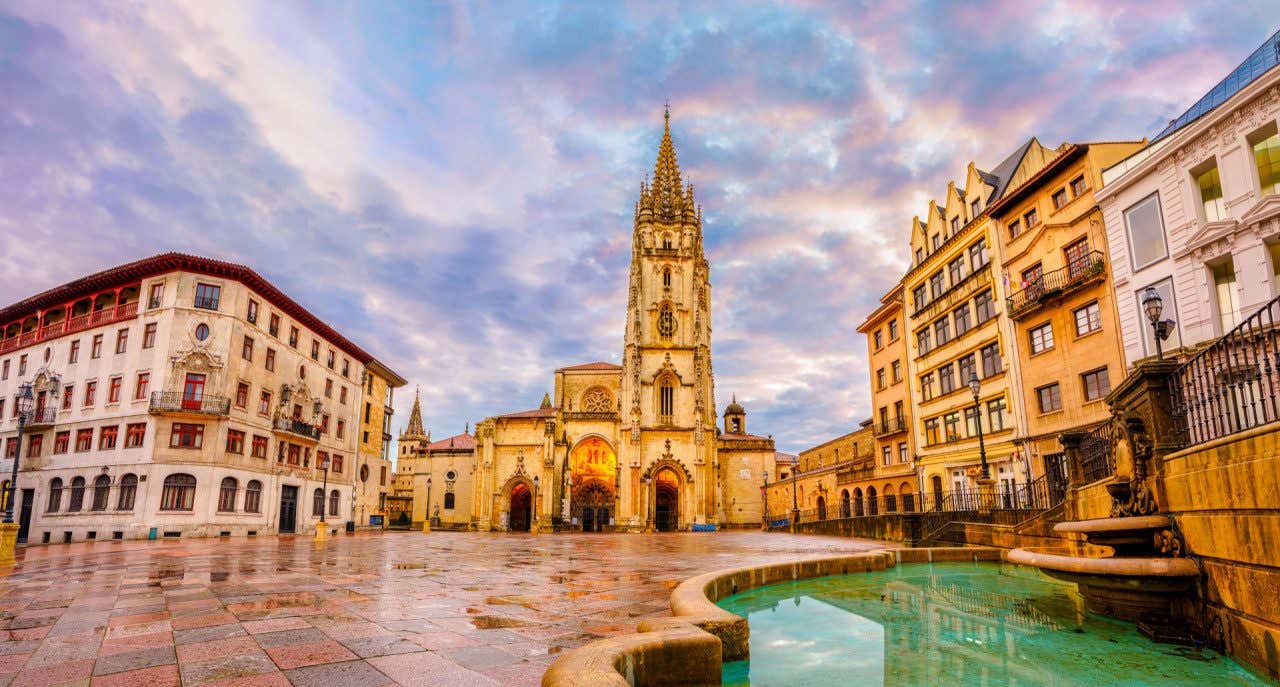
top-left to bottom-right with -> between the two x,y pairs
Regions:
985,138 -> 1039,201
557,362 -> 622,372
1152,29 -> 1280,143
495,407 -> 558,420
427,432 -> 476,451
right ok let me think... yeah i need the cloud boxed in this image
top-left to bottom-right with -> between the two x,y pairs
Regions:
0,1 -> 1272,453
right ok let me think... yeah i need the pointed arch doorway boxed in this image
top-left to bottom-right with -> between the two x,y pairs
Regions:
509,482 -> 532,532
570,437 -> 617,533
654,467 -> 680,532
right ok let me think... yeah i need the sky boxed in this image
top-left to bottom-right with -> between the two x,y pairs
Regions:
0,1 -> 1276,455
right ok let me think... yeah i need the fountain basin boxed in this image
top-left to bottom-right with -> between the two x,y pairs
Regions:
1007,546 -> 1199,621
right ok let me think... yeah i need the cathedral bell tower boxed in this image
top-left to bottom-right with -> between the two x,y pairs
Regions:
618,107 -> 718,527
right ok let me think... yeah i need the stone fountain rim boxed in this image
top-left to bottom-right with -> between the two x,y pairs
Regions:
1053,515 -> 1171,534
1007,546 -> 1199,577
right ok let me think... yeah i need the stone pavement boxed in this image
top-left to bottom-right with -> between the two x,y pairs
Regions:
0,530 -> 883,686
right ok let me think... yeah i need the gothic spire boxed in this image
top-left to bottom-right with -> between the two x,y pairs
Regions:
402,387 -> 427,440
638,105 -> 695,223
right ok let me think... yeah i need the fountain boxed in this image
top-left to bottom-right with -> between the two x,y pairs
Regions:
1008,415 -> 1200,639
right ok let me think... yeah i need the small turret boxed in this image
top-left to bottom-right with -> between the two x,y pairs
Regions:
723,394 -> 746,434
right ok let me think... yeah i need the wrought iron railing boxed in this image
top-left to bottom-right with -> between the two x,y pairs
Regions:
149,391 -> 231,416
23,407 -> 57,426
1170,295 -> 1280,446
274,417 -> 321,440
780,475 -> 1061,527
1005,251 -> 1107,319
873,416 -> 907,436
1078,419 -> 1116,483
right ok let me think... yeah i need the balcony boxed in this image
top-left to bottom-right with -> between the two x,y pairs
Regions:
873,416 -> 907,436
24,407 -> 57,430
150,391 -> 231,417
0,302 -> 139,354
836,463 -> 877,485
274,417 -> 321,442
1006,251 -> 1107,320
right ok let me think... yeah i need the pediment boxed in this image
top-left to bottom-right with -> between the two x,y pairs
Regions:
1239,193 -> 1280,228
1179,218 -> 1241,257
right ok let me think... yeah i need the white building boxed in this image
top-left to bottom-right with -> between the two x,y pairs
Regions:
1098,29 -> 1280,366
0,253 -> 401,544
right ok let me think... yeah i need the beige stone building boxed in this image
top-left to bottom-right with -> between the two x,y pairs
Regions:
857,282 -> 917,512
764,423 -> 874,521
0,253 -> 398,543
353,360 -> 404,529
467,112 -> 776,532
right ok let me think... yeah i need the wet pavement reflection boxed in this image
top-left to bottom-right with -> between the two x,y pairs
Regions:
0,530 -> 877,686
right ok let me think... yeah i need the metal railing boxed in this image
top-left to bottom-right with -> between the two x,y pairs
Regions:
1078,419 -> 1116,483
873,416 -> 907,435
1170,295 -> 1280,446
1005,251 -> 1107,318
23,407 -> 57,426
0,302 -> 139,354
149,391 -> 231,416
274,417 -> 321,440
780,475 -> 1061,526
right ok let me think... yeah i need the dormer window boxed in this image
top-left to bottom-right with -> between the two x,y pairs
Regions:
971,199 -> 980,216
950,217 -> 959,234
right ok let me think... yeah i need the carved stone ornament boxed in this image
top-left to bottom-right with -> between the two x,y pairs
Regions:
1154,528 -> 1185,557
1110,476 -> 1159,518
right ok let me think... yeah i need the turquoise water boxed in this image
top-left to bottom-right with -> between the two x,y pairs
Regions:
718,562 -> 1273,687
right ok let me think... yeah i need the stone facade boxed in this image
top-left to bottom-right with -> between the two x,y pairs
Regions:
0,253 -> 399,543
353,360 -> 403,529
856,282 -> 917,506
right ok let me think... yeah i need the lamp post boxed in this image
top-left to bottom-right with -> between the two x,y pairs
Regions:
5,383 -> 33,524
641,475 -> 652,532
313,452 -> 331,543
761,473 -> 769,530
531,475 -> 540,534
1142,287 -> 1175,360
969,373 -> 996,513
790,463 -> 799,529
423,475 -> 432,533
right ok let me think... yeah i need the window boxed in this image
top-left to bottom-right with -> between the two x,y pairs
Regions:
169,423 -> 204,449
1251,123 -> 1280,195
69,340 -> 79,364
3,438 -> 13,460
195,323 -> 209,341
327,349 -> 335,369
267,313 -> 279,337
873,330 -> 883,349
1029,323 -> 1054,353
1137,278 -> 1181,355
336,420 -> 345,439
929,271 -> 945,299
924,418 -> 940,445
948,256 -> 966,285
265,348 -> 275,372
938,363 -> 955,395
235,382 -> 249,409
987,398 -> 1007,431
364,402 -> 372,423
118,474 -> 137,510
957,354 -> 976,386
1021,263 -> 1043,294
251,435 -> 268,459
1074,302 -> 1102,336
289,326 -> 299,348
242,336 -> 254,361
913,285 -> 927,309
1194,162 -> 1225,222
950,217 -> 959,234
313,488 -> 325,517
964,407 -> 980,437
0,360 -> 7,381
320,414 -> 330,434
27,434 -> 41,457
1008,218 -> 1022,239
1037,383 -> 1062,413
75,428 -> 93,452
1024,208 -> 1039,228
125,423 -> 145,448
953,304 -> 971,336
891,360 -> 901,383
1066,177 -> 1088,201
246,299 -> 258,324
68,477 -> 85,511
1082,367 -> 1111,401
115,328 -> 129,354
658,377 -> 675,419
1213,259 -> 1241,332
971,199 -> 980,216
91,475 -> 110,511
657,304 -> 676,339
54,431 -> 69,454
980,343 -> 1002,377
444,492 -> 456,510
329,490 -> 340,518
931,233 -> 940,250
62,385 -> 73,410
943,412 -> 960,441
920,373 -> 934,401
245,480 -> 262,513
342,359 -> 350,378
226,429 -> 245,454
882,446 -> 892,466
99,425 -> 118,450
888,321 -> 898,340
1064,238 -> 1092,278
311,340 -> 320,360
339,387 -> 347,404
218,477 -> 237,512
46,478 -> 63,512
332,455 -> 343,474
1052,188 -> 1068,209
259,391 -> 272,415
917,328 -> 931,355
91,334 -> 103,359
1124,193 -> 1169,270
194,283 -> 220,310
160,474 -> 197,511
17,354 -> 26,376
324,378 -> 333,398
148,283 -> 164,308
876,368 -> 886,390
974,290 -> 995,323
934,317 -> 950,345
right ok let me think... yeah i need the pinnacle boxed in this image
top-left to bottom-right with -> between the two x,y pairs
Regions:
638,105 -> 695,223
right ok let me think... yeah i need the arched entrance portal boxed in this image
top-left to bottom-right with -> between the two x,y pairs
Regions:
654,467 -> 680,532
509,482 -> 532,532
570,437 -> 617,532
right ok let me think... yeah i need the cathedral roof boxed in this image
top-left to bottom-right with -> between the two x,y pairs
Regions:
401,388 -> 428,440
557,361 -> 622,372
722,432 -> 771,442
495,407 -> 558,420
637,106 -> 698,223
427,432 -> 476,451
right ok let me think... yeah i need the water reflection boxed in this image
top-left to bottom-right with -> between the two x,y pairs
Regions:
720,562 -> 1270,687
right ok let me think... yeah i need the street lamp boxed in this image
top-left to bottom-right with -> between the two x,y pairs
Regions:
761,473 -> 769,530
532,475 -> 540,534
790,463 -> 799,524
5,383 -> 33,524
424,475 -> 432,533
317,453 -> 330,523
968,373 -> 989,480
1142,287 -> 1175,360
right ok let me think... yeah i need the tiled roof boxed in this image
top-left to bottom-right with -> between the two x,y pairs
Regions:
721,432 -> 771,442
557,362 -> 622,371
427,433 -> 476,451
495,407 -> 558,419
774,452 -> 798,464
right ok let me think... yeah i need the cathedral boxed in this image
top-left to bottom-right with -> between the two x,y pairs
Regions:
400,111 -> 777,532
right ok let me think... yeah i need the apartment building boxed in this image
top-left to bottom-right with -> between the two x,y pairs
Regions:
354,360 -> 405,529
856,283 -> 916,510
0,253 -> 401,543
